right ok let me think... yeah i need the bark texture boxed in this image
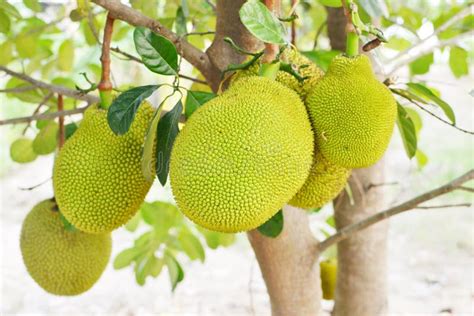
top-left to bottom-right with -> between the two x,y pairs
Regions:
327,7 -> 389,316
248,206 -> 322,316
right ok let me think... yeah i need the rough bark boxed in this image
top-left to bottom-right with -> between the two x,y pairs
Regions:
326,7 -> 389,316
248,206 -> 322,316
206,2 -> 323,315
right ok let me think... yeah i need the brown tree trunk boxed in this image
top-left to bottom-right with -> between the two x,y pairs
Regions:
248,206 -> 322,316
205,2 -> 323,315
326,7 -> 389,316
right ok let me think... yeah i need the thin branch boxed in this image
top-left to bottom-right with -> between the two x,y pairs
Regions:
91,0 -> 216,79
57,94 -> 65,149
98,13 -> 115,94
459,186 -> 474,193
204,0 -> 216,13
312,19 -> 327,49
0,86 -> 37,93
0,66 -> 99,103
0,107 -> 88,126
415,203 -> 471,209
19,177 -> 51,191
291,0 -> 297,45
262,0 -> 281,62
22,92 -> 54,134
318,169 -> 474,252
184,31 -> 215,37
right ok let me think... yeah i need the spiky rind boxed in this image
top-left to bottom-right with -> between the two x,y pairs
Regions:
170,76 -> 314,233
20,199 -> 111,296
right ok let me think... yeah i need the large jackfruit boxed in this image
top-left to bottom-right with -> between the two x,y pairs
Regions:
306,55 -> 397,168
232,48 -> 324,101
170,76 -> 313,233
20,199 -> 111,296
53,102 -> 154,233
289,151 -> 350,209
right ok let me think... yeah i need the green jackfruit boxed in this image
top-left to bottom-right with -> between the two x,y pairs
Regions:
232,48 -> 324,101
170,76 -> 313,233
20,199 -> 111,296
289,151 -> 350,209
53,102 -> 154,233
320,259 -> 337,300
307,55 -> 397,168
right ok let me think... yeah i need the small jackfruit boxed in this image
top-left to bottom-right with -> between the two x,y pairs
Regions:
306,55 -> 397,168
232,48 -> 324,101
53,102 -> 154,233
289,151 -> 350,209
170,76 -> 313,233
20,199 -> 111,296
320,259 -> 337,300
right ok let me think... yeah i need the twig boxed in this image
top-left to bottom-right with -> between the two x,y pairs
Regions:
0,66 -> 99,103
0,107 -> 88,126
204,0 -> 216,12
91,0 -> 216,79
291,0 -> 297,45
415,203 -> 471,209
19,177 -> 51,191
312,19 -> 327,49
98,13 -> 115,100
184,31 -> 215,37
57,94 -> 65,149
0,86 -> 37,93
22,92 -> 54,134
318,169 -> 474,252
262,0 -> 281,62
366,181 -> 398,190
459,186 -> 474,193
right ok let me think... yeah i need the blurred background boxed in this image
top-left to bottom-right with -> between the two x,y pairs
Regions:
1,0 -> 473,315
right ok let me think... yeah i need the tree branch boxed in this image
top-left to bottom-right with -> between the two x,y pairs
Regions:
319,169 -> 474,252
0,107 -> 88,126
91,0 -> 217,80
415,203 -> 471,209
0,66 -> 99,103
22,92 -> 54,134
0,86 -> 37,93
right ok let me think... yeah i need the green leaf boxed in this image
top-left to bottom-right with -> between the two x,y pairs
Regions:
140,201 -> 181,229
16,35 -> 37,58
0,0 -> 21,19
32,121 -> 59,155
0,10 -> 11,34
107,85 -> 159,135
318,0 -> 342,8
404,108 -> 422,136
177,230 -> 205,262
165,253 -> 184,291
185,91 -> 215,118
114,247 -> 142,269
156,101 -> 182,186
197,227 -> 235,249
58,40 -> 75,71
406,82 -> 456,124
301,50 -> 340,72
175,6 -> 187,36
259,61 -> 280,80
396,103 -> 417,159
23,0 -> 42,12
149,256 -> 165,277
239,0 -> 286,44
65,122 -> 78,140
358,0 -> 388,18
257,209 -> 284,238
125,212 -> 141,232
141,108 -> 162,182
415,149 -> 428,169
10,138 -> 37,163
0,41 -> 13,65
409,53 -> 433,75
449,46 -> 468,78
134,27 -> 178,75
384,37 -> 411,51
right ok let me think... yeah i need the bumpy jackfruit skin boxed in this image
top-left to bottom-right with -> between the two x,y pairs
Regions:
20,199 -> 111,296
232,48 -> 324,101
170,76 -> 314,233
53,102 -> 154,233
289,151 -> 350,209
307,55 -> 397,168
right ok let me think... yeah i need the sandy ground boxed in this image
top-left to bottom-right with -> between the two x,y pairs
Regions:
1,65 -> 473,315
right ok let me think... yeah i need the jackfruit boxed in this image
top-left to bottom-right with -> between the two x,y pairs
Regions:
289,151 -> 350,209
20,199 -> 111,296
53,102 -> 154,233
306,55 -> 397,168
232,48 -> 324,101
320,259 -> 337,300
170,76 -> 313,233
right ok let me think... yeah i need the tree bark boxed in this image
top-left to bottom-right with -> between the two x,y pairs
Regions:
205,2 -> 323,315
326,7 -> 389,316
248,206 -> 322,316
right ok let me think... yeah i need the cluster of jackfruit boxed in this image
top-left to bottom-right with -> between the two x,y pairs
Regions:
53,102 -> 155,233
170,50 -> 396,233
20,199 -> 111,295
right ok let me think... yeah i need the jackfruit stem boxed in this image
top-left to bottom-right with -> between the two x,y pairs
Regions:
99,90 -> 113,109
346,32 -> 359,57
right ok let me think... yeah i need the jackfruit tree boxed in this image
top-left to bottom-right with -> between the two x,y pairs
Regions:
1,0 -> 473,314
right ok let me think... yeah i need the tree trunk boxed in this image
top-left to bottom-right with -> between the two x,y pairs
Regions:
248,206 -> 322,316
205,2 -> 323,315
326,7 -> 389,316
